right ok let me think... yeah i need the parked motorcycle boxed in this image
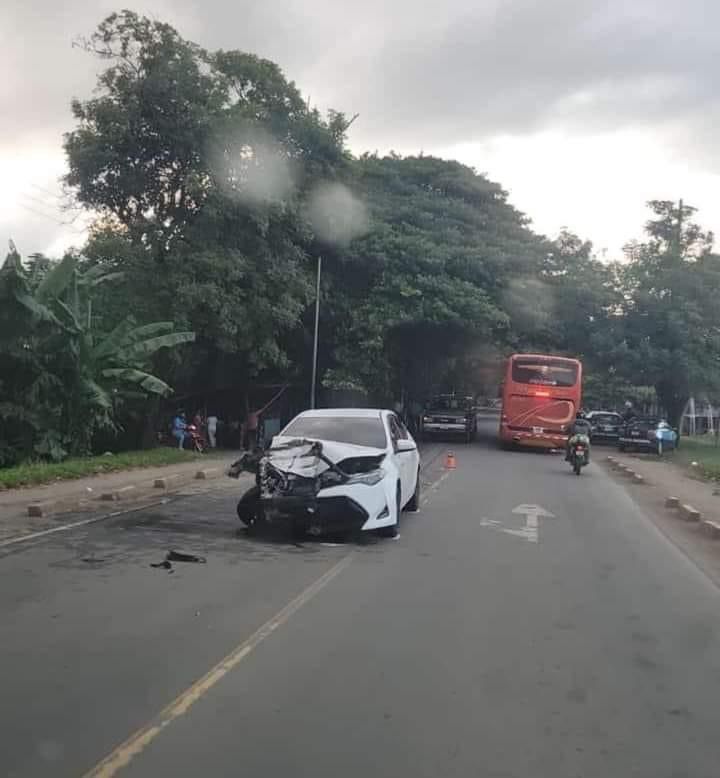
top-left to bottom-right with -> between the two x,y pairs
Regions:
156,425 -> 208,453
569,439 -> 589,475
185,423 -> 208,454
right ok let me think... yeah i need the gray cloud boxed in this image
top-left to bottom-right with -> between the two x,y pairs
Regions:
2,0 -> 719,255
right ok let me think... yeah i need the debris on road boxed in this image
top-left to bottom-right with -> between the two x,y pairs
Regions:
167,550 -> 207,564
150,549 -> 207,572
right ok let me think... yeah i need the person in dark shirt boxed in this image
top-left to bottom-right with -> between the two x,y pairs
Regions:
565,412 -> 592,461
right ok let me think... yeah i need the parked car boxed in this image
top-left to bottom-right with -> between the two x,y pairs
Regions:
618,417 -> 678,454
420,394 -> 477,442
228,408 -> 420,538
586,411 -> 623,443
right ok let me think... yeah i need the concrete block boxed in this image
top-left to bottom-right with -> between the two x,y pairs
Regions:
665,496 -> 680,509
195,467 -> 219,480
154,474 -> 183,489
680,504 -> 701,522
100,485 -> 137,501
27,500 -> 56,518
700,520 -> 720,539
633,473 -> 645,484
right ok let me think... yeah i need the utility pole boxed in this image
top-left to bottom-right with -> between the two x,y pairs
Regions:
310,255 -> 322,409
677,198 -> 684,256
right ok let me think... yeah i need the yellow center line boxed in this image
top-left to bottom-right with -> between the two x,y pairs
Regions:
83,552 -> 354,778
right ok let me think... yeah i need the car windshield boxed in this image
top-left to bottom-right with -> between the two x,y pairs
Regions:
281,416 -> 388,449
592,413 -> 621,424
428,397 -> 471,411
512,359 -> 578,387
631,418 -> 658,427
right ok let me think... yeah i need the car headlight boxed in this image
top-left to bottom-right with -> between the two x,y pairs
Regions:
348,471 -> 384,486
423,416 -> 432,423
318,470 -> 345,489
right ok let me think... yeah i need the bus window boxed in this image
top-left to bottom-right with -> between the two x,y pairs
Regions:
511,358 -> 578,388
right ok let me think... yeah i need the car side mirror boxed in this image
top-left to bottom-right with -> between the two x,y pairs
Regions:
396,439 -> 417,453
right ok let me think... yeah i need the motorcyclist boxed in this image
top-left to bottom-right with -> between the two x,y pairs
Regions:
565,411 -> 592,462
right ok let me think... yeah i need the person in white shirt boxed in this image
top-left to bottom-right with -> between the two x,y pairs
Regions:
207,414 -> 218,448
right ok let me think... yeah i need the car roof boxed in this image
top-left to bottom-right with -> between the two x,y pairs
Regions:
292,408 -> 385,419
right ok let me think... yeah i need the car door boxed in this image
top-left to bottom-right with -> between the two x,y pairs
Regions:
389,414 -> 417,505
399,417 -> 420,497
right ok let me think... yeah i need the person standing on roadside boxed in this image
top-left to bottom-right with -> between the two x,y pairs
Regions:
172,411 -> 187,450
207,413 -> 218,448
243,410 -> 259,451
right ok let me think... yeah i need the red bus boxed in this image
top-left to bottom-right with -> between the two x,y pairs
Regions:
498,354 -> 583,450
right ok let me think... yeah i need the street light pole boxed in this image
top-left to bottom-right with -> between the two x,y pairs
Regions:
310,255 -> 322,409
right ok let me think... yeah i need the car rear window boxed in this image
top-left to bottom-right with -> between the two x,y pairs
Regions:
512,359 -> 578,387
593,413 -> 621,424
281,416 -> 388,449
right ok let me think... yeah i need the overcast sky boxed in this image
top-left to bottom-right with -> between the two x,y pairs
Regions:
2,0 -> 718,259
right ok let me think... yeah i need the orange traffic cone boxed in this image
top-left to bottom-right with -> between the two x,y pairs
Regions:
445,451 -> 457,470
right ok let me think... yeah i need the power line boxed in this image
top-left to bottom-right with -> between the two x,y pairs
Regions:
16,201 -> 87,235
20,192 -> 64,214
29,183 -> 64,200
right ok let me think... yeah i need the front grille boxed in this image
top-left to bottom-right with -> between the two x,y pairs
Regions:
259,462 -> 318,499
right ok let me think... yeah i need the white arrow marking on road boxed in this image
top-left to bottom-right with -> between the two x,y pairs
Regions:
511,504 -> 556,519
508,504 -> 555,543
480,504 -> 555,544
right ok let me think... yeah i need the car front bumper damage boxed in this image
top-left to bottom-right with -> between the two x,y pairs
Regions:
231,440 -> 394,535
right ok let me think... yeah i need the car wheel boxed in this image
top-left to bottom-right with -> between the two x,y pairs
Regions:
236,486 -> 263,531
378,485 -> 401,537
405,469 -> 420,512
656,439 -> 664,456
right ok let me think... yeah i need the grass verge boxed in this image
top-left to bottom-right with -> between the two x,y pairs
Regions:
0,448 -> 205,490
672,435 -> 720,481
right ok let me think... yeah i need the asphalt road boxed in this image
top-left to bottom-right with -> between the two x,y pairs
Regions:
3,417 -> 720,778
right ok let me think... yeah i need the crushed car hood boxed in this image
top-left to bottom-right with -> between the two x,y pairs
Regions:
268,437 -> 386,477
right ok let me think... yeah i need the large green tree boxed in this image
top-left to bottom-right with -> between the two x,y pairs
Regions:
65,11 -> 350,393
618,201 -> 720,424
317,154 -> 549,402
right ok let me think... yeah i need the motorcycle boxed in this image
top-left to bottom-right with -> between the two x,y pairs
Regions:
185,423 -> 208,454
569,439 -> 589,475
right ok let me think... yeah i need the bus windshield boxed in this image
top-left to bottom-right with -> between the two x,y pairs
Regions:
511,358 -> 578,388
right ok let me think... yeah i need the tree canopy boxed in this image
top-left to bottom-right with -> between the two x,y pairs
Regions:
2,11 -> 719,467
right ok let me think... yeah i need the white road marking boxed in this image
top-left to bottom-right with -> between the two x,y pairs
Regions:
479,503 -> 555,544
83,553 -> 353,777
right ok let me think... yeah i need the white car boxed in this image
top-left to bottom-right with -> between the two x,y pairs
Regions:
232,408 -> 420,537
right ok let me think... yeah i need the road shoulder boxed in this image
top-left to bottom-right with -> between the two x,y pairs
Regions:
0,453 -> 239,545
599,453 -> 720,589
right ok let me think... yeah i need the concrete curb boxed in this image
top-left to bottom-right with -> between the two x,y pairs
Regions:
680,504 -> 702,522
153,473 -> 187,490
195,467 -> 220,480
100,485 -> 137,501
26,462 -> 225,518
27,500 -> 57,518
701,520 -> 720,539
665,496 -> 680,509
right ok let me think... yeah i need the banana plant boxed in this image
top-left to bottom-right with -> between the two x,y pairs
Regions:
3,248 -> 195,457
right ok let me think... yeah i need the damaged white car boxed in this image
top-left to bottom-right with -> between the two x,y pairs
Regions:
229,409 -> 420,538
